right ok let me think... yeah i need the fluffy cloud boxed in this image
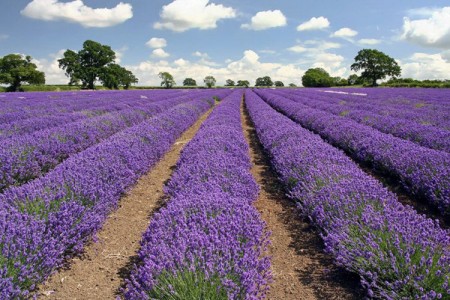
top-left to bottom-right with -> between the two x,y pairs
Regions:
152,48 -> 170,58
241,10 -> 287,30
32,50 -> 68,84
288,40 -> 340,53
146,38 -> 167,48
400,52 -> 450,79
401,7 -> 450,48
331,27 -> 358,38
297,16 -> 329,31
125,50 -> 305,86
154,0 -> 236,32
21,0 -> 133,28
358,38 -> 381,45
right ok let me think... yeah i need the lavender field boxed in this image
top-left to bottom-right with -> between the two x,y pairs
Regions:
0,88 -> 449,299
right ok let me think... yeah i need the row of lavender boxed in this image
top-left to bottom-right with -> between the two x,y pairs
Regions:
314,88 -> 450,129
0,93 -> 219,298
273,89 -> 450,152
0,91 -> 212,193
0,90 -> 188,138
245,90 -> 450,299
255,89 -> 450,216
125,91 -> 271,299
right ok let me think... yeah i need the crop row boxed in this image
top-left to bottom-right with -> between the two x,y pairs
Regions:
0,98 -> 214,298
125,91 -> 271,300
0,92 -> 212,193
273,89 -> 450,152
255,89 -> 450,216
245,90 -> 450,299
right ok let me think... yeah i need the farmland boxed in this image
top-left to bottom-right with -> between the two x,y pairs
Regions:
0,88 -> 449,299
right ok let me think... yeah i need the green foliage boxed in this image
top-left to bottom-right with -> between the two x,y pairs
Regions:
58,40 -> 136,90
351,49 -> 401,87
204,75 -> 216,88
183,77 -> 197,86
0,54 -> 45,92
332,77 -> 349,87
274,81 -> 284,87
288,83 -> 297,87
148,269 -> 229,300
225,79 -> 235,86
255,76 -> 273,87
381,78 -> 450,88
302,68 -> 333,87
236,80 -> 250,87
159,72 -> 176,89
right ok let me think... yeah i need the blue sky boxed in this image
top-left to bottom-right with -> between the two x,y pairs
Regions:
1,0 -> 449,85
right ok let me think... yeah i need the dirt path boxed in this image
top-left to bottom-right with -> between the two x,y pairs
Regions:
241,100 -> 363,300
38,107 -> 214,300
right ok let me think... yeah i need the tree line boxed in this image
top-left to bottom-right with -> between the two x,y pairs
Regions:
1,40 -> 409,91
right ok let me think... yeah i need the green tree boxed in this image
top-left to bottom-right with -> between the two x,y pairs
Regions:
101,64 -> 138,89
350,49 -> 401,87
183,78 -> 196,86
59,40 -> 126,89
225,79 -> 235,86
274,81 -> 284,87
236,80 -> 250,87
0,54 -> 45,92
204,75 -> 216,88
347,74 -> 362,85
159,72 -> 176,88
255,76 -> 273,87
288,83 -> 297,87
302,68 -> 333,87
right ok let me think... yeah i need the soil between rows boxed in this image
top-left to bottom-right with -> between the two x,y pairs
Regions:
241,98 -> 364,300
38,106 -> 215,300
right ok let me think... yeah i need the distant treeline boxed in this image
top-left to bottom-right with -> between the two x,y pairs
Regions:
380,78 -> 450,88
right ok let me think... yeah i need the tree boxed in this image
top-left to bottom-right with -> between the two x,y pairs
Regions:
58,40 -> 136,90
255,76 -> 273,87
274,81 -> 284,87
350,49 -> 401,87
288,83 -> 297,87
236,80 -> 250,87
183,78 -> 196,86
347,74 -> 362,85
0,54 -> 45,92
159,72 -> 176,88
204,75 -> 216,88
225,79 -> 235,86
101,64 -> 138,89
302,68 -> 333,87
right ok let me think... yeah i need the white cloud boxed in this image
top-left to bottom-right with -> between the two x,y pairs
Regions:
154,0 -> 236,32
21,0 -> 133,28
288,40 -> 340,53
193,51 -> 209,58
152,48 -> 170,58
331,27 -> 358,38
287,45 -> 308,53
32,50 -> 68,84
146,38 -> 167,48
124,49 -> 305,87
114,46 -> 128,64
241,10 -> 287,30
400,52 -> 450,79
297,16 -> 330,31
358,38 -> 381,45
259,50 -> 276,54
401,7 -> 450,48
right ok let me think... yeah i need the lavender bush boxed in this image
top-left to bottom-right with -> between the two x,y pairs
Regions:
0,96 -> 216,298
255,89 -> 450,216
245,90 -> 450,299
125,91 -> 271,300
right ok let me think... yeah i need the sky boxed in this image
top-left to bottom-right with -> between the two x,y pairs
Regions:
0,0 -> 449,86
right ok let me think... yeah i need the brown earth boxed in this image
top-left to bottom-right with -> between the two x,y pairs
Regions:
38,106 -> 214,300
241,99 -> 364,300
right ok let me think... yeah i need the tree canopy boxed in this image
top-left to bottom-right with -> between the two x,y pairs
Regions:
350,49 -> 401,87
183,78 -> 196,86
204,75 -> 216,88
225,79 -> 235,86
302,68 -> 333,87
0,54 -> 45,92
274,81 -> 284,87
236,80 -> 250,87
159,72 -> 176,88
58,40 -> 136,89
255,76 -> 273,87
288,83 -> 297,87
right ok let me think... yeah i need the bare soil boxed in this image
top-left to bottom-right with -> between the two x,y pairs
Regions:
241,99 -> 364,300
38,107 -> 214,300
